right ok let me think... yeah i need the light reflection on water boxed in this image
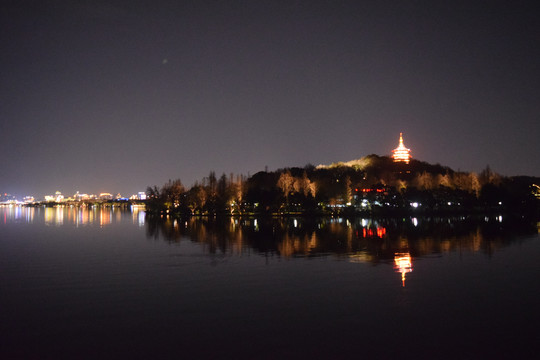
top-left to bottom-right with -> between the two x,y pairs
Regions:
0,205 -> 145,227
394,252 -> 413,287
1,207 -> 539,359
145,215 -> 537,256
143,214 -> 539,287
3,207 -> 538,274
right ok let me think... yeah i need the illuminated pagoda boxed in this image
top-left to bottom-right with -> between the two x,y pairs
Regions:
392,133 -> 411,163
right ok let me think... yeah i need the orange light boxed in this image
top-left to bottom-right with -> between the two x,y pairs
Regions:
392,133 -> 411,163
394,252 -> 413,287
360,226 -> 387,238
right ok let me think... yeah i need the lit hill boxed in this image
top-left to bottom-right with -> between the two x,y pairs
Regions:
317,154 -> 454,177
145,135 -> 540,216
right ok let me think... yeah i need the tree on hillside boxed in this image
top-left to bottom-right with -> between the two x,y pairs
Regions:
187,183 -> 207,214
163,179 -> 185,209
470,172 -> 481,197
437,173 -> 453,189
344,176 -> 352,203
479,165 -> 502,186
277,170 -> 294,203
145,179 -> 185,213
230,174 -> 246,213
415,172 -> 434,190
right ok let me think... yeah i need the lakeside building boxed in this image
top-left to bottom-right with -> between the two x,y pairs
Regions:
392,133 -> 411,163
45,191 -> 64,202
74,191 -> 90,201
38,190 -> 146,203
99,193 -> 113,200
129,192 -> 147,200
23,196 -> 35,203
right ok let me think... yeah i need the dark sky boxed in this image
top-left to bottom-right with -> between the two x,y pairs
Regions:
2,0 -> 539,198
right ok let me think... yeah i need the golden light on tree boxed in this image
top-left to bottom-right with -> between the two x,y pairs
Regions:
277,170 -> 294,202
392,133 -> 411,163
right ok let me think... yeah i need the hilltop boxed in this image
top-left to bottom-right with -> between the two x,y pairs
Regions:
146,155 -> 540,217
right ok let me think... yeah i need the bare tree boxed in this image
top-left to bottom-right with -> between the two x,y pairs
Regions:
277,170 -> 294,202
344,176 -> 352,203
415,171 -> 434,190
437,173 -> 453,188
470,172 -> 481,197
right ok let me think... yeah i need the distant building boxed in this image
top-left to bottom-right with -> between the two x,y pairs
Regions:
74,191 -> 90,201
23,196 -> 35,203
99,193 -> 113,200
44,191 -> 63,202
54,191 -> 64,202
138,192 -> 147,200
0,193 -> 16,203
392,133 -> 411,163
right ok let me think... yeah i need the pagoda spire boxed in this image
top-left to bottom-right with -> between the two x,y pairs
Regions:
392,133 -> 411,163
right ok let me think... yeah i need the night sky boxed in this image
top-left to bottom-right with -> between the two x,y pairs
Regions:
2,0 -> 539,198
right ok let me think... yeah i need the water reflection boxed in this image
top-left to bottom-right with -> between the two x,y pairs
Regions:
2,206 -> 538,289
0,205 -> 145,227
131,205 -> 146,227
394,252 -> 413,287
1,205 -> 33,223
145,215 -> 539,285
147,216 -> 537,254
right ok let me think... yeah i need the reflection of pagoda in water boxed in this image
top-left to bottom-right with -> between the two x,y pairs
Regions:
394,252 -> 413,287
392,133 -> 411,163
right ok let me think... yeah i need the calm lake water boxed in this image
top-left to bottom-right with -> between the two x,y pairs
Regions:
1,206 -> 539,359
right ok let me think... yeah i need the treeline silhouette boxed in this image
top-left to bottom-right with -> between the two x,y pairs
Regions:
146,155 -> 540,216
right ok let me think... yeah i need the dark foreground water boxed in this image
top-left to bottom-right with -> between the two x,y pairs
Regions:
1,206 -> 539,359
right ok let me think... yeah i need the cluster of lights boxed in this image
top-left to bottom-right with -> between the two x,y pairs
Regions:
361,226 -> 387,238
41,191 -> 147,203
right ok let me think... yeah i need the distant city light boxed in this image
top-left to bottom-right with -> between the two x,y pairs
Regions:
99,193 -> 113,200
